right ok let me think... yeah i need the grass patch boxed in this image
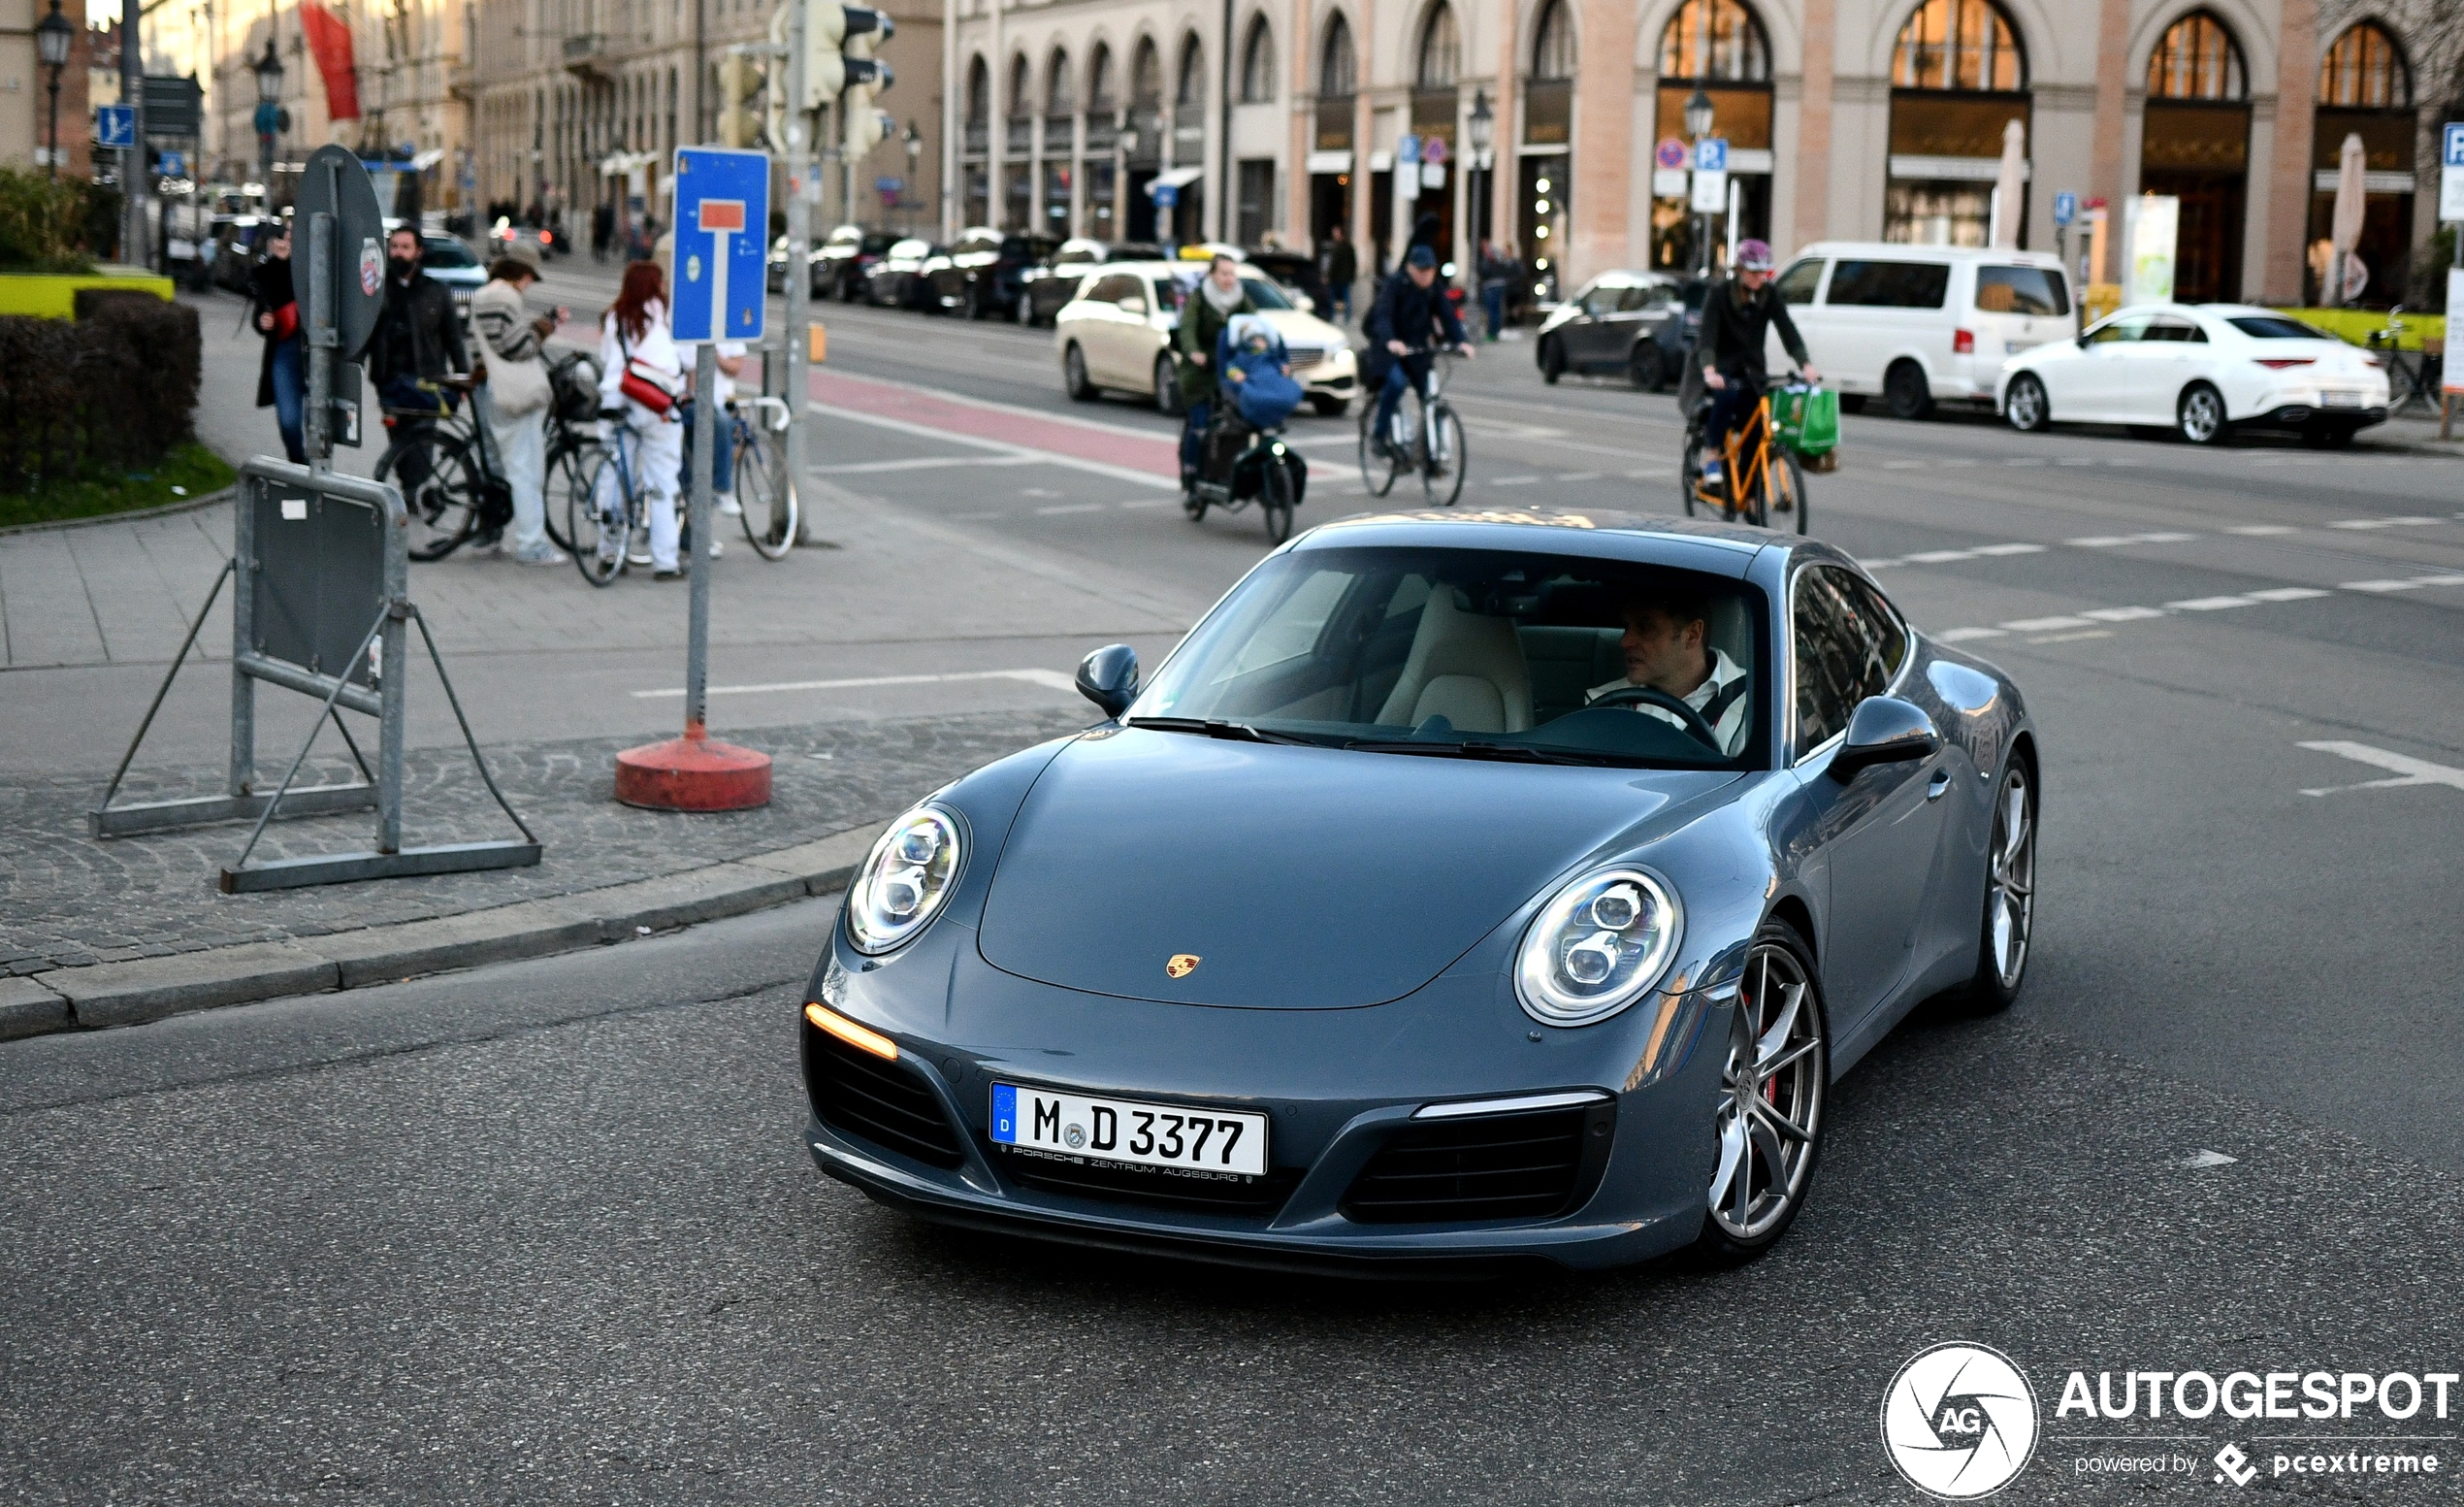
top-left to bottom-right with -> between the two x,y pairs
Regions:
0,442 -> 237,530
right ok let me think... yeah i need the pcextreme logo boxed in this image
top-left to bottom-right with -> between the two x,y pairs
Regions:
1881,1343 -> 2042,1499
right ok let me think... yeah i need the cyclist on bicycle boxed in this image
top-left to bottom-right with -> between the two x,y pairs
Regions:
1693,240 -> 1817,489
368,225 -> 470,503
1363,245 -> 1474,457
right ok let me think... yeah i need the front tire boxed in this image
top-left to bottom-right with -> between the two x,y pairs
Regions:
1420,404 -> 1466,507
2177,382 -> 2229,445
1695,921 -> 1829,1263
378,430 -> 479,562
1965,760 -> 2036,1012
1063,343 -> 1098,402
1261,458 -> 1296,542
2004,373 -> 2051,433
1767,447 -> 1808,534
1539,336 -> 1565,384
1152,353 -> 1183,417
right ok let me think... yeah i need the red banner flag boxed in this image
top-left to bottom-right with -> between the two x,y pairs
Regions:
298,4 -> 359,122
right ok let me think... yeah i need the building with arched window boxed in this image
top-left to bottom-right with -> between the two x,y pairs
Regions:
930,0 -> 2453,311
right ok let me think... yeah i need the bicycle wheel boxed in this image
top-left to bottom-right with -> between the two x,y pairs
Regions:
1769,448 -> 1809,535
1261,457 -> 1296,543
543,438 -> 597,554
378,429 -> 479,561
567,449 -> 626,586
1356,403 -> 1401,497
1735,450 -> 1770,528
1680,432 -> 1704,517
733,424 -> 798,561
1420,401 -> 1466,508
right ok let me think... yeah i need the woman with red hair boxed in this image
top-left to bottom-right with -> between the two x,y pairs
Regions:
592,259 -> 688,576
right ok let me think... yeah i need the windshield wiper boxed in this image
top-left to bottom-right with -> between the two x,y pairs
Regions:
1125,716 -> 1319,745
1344,738 -> 1643,768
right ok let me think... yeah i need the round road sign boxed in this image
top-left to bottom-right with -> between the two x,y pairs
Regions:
293,144 -> 387,362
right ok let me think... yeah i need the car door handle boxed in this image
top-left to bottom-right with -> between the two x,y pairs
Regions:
1926,771 -> 1953,802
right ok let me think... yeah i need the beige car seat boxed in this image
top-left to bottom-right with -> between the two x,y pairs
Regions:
1375,588 -> 1534,733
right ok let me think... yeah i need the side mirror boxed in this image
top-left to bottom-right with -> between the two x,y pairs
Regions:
1076,643 -> 1140,719
1830,696 -> 1940,779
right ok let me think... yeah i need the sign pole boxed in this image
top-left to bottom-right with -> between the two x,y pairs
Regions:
783,0 -> 810,543
306,204 -> 335,467
685,354 -> 718,737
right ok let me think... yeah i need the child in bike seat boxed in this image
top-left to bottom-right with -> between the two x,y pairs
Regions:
1217,313 -> 1306,431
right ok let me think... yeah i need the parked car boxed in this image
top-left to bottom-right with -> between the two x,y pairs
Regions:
1997,304 -> 2390,447
1535,271 -> 1703,389
418,233 -> 488,324
819,226 -> 901,301
488,220 -> 567,263
864,238 -> 943,309
1015,239 -> 1164,326
1054,261 -> 1359,416
208,213 -> 275,294
1766,243 -> 2074,418
794,508 -> 2040,1270
923,227 -> 1059,319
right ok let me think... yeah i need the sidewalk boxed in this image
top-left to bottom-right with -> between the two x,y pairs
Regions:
0,704 -> 1086,1038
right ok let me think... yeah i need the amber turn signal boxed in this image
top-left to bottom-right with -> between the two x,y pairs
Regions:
804,1000 -> 897,1061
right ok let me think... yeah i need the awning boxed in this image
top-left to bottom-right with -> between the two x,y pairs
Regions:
1150,166 -> 1204,191
1888,153 -> 2031,183
2314,168 -> 2414,194
1305,150 -> 1352,175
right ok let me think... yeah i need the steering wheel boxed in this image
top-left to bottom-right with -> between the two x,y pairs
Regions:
1587,684 -> 1724,751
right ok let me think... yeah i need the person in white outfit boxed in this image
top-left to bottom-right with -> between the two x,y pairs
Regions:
595,260 -> 688,577
469,245 -> 567,565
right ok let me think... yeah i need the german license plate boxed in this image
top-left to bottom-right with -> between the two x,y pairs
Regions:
990,1083 -> 1267,1176
2322,390 -> 2363,408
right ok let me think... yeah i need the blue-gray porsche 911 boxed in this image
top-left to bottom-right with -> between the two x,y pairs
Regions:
798,508 -> 2037,1272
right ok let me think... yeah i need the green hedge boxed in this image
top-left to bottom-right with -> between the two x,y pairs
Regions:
0,166 -> 117,274
0,292 -> 203,499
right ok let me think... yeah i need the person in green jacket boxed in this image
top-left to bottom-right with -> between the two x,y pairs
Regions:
1174,253 -> 1255,489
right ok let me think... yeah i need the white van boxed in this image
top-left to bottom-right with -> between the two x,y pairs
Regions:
1765,243 -> 2074,419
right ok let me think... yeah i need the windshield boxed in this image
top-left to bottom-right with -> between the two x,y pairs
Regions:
421,237 -> 478,268
1241,277 -> 1294,310
1127,545 -> 1764,769
2229,314 -> 2330,340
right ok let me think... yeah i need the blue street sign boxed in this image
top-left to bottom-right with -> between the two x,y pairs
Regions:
1153,182 -> 1178,209
96,104 -> 136,149
1397,134 -> 1421,166
2054,191 -> 2078,227
160,150 -> 185,178
668,146 -> 769,344
2446,122 -> 2464,168
1696,138 -> 1729,173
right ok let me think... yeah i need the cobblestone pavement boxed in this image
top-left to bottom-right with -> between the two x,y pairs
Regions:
2,706 -> 1085,977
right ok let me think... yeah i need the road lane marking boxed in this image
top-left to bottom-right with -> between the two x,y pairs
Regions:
634,668 -> 1078,700
1033,503 -> 1107,514
2167,596 -> 2257,610
2327,516 -> 2441,529
2244,586 -> 2333,602
2068,531 -> 2198,547
806,401 -> 1179,491
2079,606 -> 2166,622
2226,524 -> 2297,535
2340,574 -> 2464,592
2297,741 -> 2464,798
821,454 -> 1041,475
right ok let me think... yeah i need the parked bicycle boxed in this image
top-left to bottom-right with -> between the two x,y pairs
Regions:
377,364 -> 599,563
1681,373 -> 1814,534
565,396 -> 798,585
1357,347 -> 1467,507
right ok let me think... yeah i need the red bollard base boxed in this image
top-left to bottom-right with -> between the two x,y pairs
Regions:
614,728 -> 773,811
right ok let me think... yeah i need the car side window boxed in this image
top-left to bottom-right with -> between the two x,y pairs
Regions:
1975,265 -> 2068,316
2084,315 -> 2148,346
1774,257 -> 1824,305
2144,316 -> 2207,344
1581,283 -> 1621,316
1793,568 -> 1902,752
1085,273 -> 1135,305
1827,260 -> 1950,310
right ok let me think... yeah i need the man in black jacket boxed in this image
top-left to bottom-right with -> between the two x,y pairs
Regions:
367,225 -> 470,500
1693,238 -> 1819,487
1362,245 -> 1473,455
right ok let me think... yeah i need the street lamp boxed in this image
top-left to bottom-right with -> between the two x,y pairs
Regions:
1466,87 -> 1493,250
36,0 -> 73,180
1683,87 -> 1714,276
252,38 -> 286,193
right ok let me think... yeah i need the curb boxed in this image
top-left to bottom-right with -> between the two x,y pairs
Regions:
0,483 -> 239,539
0,824 -> 881,1042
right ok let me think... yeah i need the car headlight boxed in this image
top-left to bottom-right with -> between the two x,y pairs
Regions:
1514,866 -> 1682,1027
846,805 -> 963,954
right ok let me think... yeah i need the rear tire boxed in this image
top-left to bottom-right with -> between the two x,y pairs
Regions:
567,451 -> 625,587
2177,381 -> 2229,445
1768,448 -> 1808,534
541,438 -> 595,553
2004,373 -> 2051,433
734,428 -> 797,560
1628,342 -> 1666,391
1063,343 -> 1098,402
1539,336 -> 1565,384
1883,360 -> 1934,420
1357,403 -> 1401,498
1420,404 -> 1466,508
1261,459 -> 1296,543
1152,353 -> 1183,417
378,430 -> 479,562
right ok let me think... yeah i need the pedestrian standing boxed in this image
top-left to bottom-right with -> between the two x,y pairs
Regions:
250,220 -> 307,465
1322,225 -> 1357,325
595,261 -> 688,579
470,245 -> 568,566
1477,239 -> 1509,342
592,201 -> 615,263
678,338 -> 748,560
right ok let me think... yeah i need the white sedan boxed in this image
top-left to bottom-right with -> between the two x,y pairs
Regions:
1054,261 -> 1359,417
1996,304 -> 2389,447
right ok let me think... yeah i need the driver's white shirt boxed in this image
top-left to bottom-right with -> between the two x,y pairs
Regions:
1584,647 -> 1750,756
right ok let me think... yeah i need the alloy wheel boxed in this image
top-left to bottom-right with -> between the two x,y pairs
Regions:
1707,939 -> 1826,1244
2179,385 -> 2226,444
1986,767 -> 2035,991
2007,375 -> 2048,433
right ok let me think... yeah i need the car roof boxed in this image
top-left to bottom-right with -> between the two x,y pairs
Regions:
1798,241 -> 2064,268
1294,506 -> 1824,577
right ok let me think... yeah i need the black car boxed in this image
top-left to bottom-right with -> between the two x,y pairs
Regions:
819,226 -> 901,302
1015,238 -> 1164,326
1242,246 -> 1328,312
208,214 -> 276,294
924,227 -> 1059,320
1536,271 -> 1704,390
865,237 -> 943,310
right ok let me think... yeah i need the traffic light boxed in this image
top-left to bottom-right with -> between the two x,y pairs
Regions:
803,3 -> 892,109
716,51 -> 767,148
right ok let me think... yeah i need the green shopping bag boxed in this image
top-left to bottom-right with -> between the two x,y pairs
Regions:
1792,385 -> 1840,454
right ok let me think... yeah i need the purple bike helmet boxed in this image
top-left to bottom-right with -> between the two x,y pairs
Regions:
1735,239 -> 1775,272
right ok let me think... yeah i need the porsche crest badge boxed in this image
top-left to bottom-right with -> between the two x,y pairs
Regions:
1165,954 -> 1201,979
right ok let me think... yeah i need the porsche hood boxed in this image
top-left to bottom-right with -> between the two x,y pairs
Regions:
973,730 -> 1733,1009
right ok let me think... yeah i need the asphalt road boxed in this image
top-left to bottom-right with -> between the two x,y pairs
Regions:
7,273 -> 2464,1503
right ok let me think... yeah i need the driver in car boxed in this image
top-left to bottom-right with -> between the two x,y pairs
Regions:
1584,585 -> 1750,756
